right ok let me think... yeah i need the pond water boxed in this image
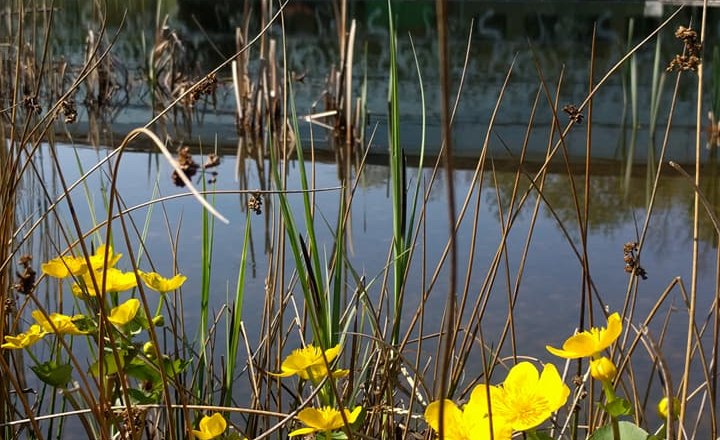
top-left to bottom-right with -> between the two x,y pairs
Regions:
6,0 -> 720,436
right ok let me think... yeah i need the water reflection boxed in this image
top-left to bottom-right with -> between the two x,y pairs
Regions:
24,1 -> 715,164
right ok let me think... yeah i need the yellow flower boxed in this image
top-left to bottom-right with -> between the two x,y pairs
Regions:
289,406 -> 361,437
1,325 -> 47,349
476,362 -> 570,432
107,299 -> 141,326
191,413 -> 227,440
546,313 -> 622,359
88,245 -> 123,270
425,398 -> 512,440
138,271 -> 187,293
41,256 -> 88,279
271,344 -> 348,381
73,268 -> 138,296
32,310 -> 88,335
590,356 -> 617,382
657,397 -> 680,420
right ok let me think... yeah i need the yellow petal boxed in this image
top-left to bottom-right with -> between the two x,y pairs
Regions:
192,413 -> 226,439
89,245 -> 122,270
41,256 -> 88,279
324,344 -> 341,363
139,271 -> 187,293
294,406 -> 358,433
424,400 -> 465,439
103,268 -> 138,292
331,369 -> 350,379
547,332 -> 597,359
346,406 -> 362,424
1,325 -> 46,349
288,427 -> 317,437
598,313 -> 622,350
32,310 -> 87,335
296,407 -> 329,430
107,299 -> 140,326
503,361 -> 539,394
538,363 -> 570,411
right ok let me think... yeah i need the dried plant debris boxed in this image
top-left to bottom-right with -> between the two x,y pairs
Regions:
562,104 -> 583,125
171,146 -> 198,187
176,73 -> 218,107
60,99 -> 77,124
23,90 -> 42,115
203,153 -> 220,169
623,241 -> 647,280
15,254 -> 36,295
667,26 -> 702,72
247,192 -> 263,215
119,406 -> 147,438
192,73 -> 217,102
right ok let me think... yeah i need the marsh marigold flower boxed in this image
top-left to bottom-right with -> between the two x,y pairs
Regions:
42,256 -> 88,279
191,413 -> 227,440
475,362 -> 570,432
1,325 -> 47,349
272,344 -> 349,381
107,298 -> 141,326
289,406 -> 361,437
31,310 -> 88,335
138,271 -> 187,293
73,268 -> 138,297
425,397 -> 512,440
546,312 -> 622,359
88,245 -> 122,270
657,397 -> 680,420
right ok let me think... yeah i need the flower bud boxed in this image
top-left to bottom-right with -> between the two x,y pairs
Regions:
590,356 -> 617,382
143,341 -> 157,359
657,397 -> 681,420
152,315 -> 165,327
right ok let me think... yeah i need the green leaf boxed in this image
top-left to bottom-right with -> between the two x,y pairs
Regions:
31,361 -> 72,387
605,398 -> 634,417
89,351 -> 125,376
589,421 -> 651,440
162,357 -> 189,378
125,359 -> 161,383
128,388 -> 161,405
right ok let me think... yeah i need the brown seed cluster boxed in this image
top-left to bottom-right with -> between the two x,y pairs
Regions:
14,254 -> 36,295
23,94 -> 42,114
60,99 -> 77,124
188,73 -> 217,105
623,242 -> 647,280
667,26 -> 702,72
247,192 -> 263,215
563,104 -> 584,125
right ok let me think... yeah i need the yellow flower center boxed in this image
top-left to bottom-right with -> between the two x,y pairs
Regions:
499,393 -> 550,429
